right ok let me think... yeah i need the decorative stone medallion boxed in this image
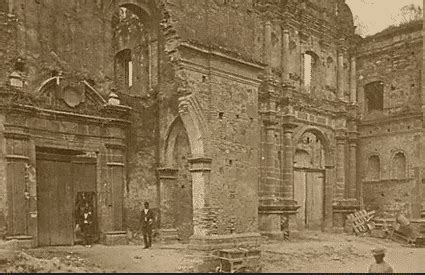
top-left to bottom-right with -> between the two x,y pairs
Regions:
61,85 -> 85,108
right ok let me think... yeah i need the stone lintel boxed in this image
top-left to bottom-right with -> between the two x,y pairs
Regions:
102,103 -> 132,115
4,131 -> 31,140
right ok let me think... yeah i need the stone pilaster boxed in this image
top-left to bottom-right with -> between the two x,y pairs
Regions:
258,76 -> 283,239
188,157 -> 212,238
157,168 -> 179,242
337,50 -> 345,100
281,27 -> 290,82
333,131 -> 347,232
348,134 -> 358,200
333,128 -> 360,232
350,56 -> 357,104
335,134 -> 346,200
264,20 -> 273,75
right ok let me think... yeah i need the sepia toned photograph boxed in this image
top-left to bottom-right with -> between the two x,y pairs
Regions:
0,0 -> 424,273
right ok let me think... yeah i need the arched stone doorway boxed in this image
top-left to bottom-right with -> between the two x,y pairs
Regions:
293,131 -> 327,231
162,118 -> 194,242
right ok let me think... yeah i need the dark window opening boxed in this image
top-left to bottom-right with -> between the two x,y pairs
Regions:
115,49 -> 133,88
365,81 -> 384,112
218,112 -> 224,119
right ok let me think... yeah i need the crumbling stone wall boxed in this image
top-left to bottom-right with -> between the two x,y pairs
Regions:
357,21 -> 424,218
166,0 -> 263,63
357,20 -> 423,119
2,0 -> 168,236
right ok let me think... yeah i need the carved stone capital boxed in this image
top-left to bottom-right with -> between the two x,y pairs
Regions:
157,168 -> 179,180
189,157 -> 212,173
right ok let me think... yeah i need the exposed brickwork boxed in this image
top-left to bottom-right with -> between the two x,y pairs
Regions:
357,20 -> 425,218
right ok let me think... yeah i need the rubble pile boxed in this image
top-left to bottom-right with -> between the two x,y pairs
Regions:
0,249 -> 102,273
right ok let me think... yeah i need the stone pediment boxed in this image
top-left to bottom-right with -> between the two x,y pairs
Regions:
34,76 -> 108,116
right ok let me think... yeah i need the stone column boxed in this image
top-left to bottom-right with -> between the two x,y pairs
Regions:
350,56 -> 357,104
348,137 -> 358,199
157,168 -> 179,242
259,77 -> 284,239
332,134 -> 347,232
281,120 -> 299,236
188,158 -> 212,238
337,50 -> 344,100
335,136 -> 346,200
281,28 -> 290,82
265,20 -> 273,75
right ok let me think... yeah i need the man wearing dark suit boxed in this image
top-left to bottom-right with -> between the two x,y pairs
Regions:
140,201 -> 155,249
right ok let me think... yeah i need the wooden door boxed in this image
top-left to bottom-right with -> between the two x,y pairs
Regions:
306,172 -> 324,230
294,170 -> 306,228
37,153 -> 73,246
111,166 -> 124,231
6,160 -> 27,236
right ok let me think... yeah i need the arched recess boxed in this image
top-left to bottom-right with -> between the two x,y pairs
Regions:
367,155 -> 381,181
292,126 -> 333,168
392,151 -> 407,179
163,117 -> 193,241
160,102 -> 210,239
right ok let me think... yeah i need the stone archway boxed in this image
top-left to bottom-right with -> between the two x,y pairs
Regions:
159,95 -> 212,242
161,117 -> 193,242
293,128 -> 332,231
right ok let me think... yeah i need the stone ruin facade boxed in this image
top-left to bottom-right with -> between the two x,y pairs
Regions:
0,0 -> 424,253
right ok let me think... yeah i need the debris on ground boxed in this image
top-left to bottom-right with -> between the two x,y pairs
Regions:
0,249 -> 103,273
347,210 -> 376,235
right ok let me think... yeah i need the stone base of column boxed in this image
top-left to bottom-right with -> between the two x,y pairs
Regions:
332,199 -> 360,233
159,228 -> 179,243
102,231 -> 129,246
259,199 -> 300,240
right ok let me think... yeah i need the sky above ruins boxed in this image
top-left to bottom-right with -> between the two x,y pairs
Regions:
346,0 -> 422,36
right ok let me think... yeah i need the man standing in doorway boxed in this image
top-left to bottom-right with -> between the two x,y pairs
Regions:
140,201 -> 155,249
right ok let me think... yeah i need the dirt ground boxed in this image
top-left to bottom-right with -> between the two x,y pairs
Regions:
1,232 -> 425,273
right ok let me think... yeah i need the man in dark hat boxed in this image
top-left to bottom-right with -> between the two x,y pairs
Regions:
140,201 -> 155,249
368,247 -> 394,273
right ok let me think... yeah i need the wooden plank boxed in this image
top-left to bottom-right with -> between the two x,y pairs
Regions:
37,158 -> 73,246
294,171 -> 306,227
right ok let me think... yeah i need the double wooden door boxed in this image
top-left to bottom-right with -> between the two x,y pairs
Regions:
36,152 -> 96,247
294,170 -> 324,230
